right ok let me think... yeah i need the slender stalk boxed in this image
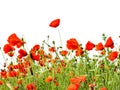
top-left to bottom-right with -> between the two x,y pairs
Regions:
22,34 -> 30,52
58,28 -> 62,47
0,47 -> 6,61
0,47 -> 7,68
43,40 -> 51,47
30,66 -> 34,75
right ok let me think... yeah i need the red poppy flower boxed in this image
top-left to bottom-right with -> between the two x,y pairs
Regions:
30,53 -> 40,61
8,70 -> 17,77
17,79 -> 22,84
0,80 -> 3,85
45,76 -> 53,83
75,46 -> 84,56
67,83 -> 80,90
78,75 -> 86,82
31,45 -> 40,54
85,41 -> 95,51
3,44 -> 15,53
13,64 -> 23,69
100,87 -> 107,90
26,83 -> 36,90
105,37 -> 114,49
49,19 -> 60,28
16,40 -> 24,48
70,77 -> 81,84
39,60 -> 45,66
96,42 -> 104,51
7,33 -> 24,48
8,51 -> 14,57
18,49 -> 27,59
100,50 -> 106,55
108,51 -> 118,61
59,50 -> 68,56
24,61 -> 30,67
14,86 -> 19,90
0,70 -> 7,78
49,47 -> 56,52
67,38 -> 79,50
30,45 -> 41,61
70,75 -> 86,84
32,44 -> 40,51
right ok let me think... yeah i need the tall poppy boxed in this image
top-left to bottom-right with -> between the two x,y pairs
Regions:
108,51 -> 118,61
104,37 -> 114,49
30,44 -> 41,61
3,44 -> 15,53
30,53 -> 40,61
66,38 -> 79,50
49,19 -> 60,28
96,42 -> 104,51
7,33 -> 25,48
85,41 -> 95,51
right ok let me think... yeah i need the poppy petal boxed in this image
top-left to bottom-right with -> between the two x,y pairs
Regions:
49,19 -> 60,28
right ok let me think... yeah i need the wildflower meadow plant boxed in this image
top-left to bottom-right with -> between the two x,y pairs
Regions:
0,19 -> 120,90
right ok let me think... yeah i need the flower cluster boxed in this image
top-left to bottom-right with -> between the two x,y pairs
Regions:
0,19 -> 120,90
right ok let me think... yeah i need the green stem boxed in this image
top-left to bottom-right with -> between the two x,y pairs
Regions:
58,28 -> 62,47
0,47 -> 6,61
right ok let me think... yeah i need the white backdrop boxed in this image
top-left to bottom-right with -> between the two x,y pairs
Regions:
0,0 -> 120,68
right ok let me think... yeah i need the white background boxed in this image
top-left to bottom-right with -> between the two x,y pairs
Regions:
0,0 -> 120,68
